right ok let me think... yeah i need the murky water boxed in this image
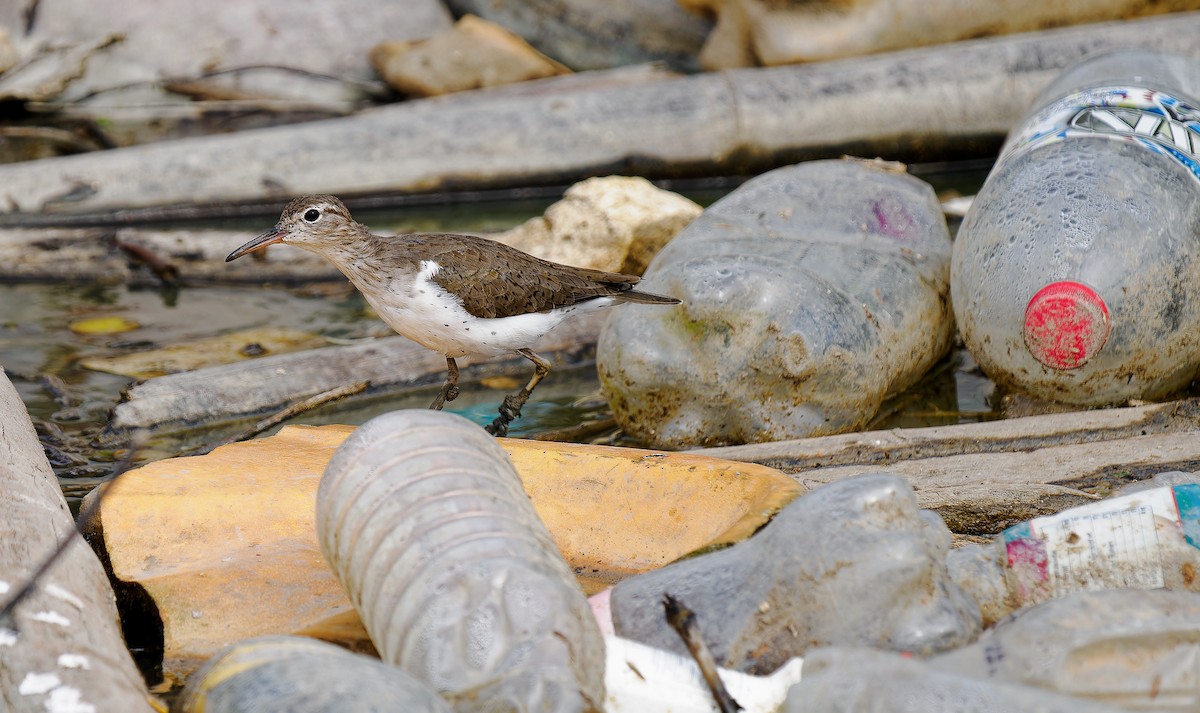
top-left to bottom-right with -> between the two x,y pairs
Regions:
0,169 -> 998,506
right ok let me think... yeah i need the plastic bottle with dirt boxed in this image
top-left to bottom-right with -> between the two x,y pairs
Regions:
315,409 -> 606,713
952,50 -> 1200,405
948,473 -> 1200,626
598,158 -> 955,449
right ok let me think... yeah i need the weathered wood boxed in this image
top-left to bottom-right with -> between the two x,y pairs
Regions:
4,13 -> 1200,217
695,399 -> 1200,534
0,174 -> 698,283
0,227 -> 340,284
108,310 -> 609,432
697,398 -> 1200,469
0,369 -> 151,712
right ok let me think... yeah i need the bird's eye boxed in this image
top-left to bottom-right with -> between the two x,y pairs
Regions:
303,208 -> 320,223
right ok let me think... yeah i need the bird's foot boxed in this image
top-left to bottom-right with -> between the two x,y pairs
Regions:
484,393 -> 528,437
429,383 -> 460,411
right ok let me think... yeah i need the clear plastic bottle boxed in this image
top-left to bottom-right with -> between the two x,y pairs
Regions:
174,635 -> 453,713
315,410 -> 605,712
786,645 -> 1136,713
608,473 -> 980,673
929,589 -> 1200,710
598,158 -> 954,448
952,50 -> 1200,405
947,477 -> 1200,626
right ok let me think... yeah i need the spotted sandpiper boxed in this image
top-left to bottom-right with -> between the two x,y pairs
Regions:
227,194 -> 680,436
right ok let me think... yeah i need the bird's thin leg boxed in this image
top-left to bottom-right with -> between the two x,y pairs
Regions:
430,356 -> 460,410
485,349 -> 551,437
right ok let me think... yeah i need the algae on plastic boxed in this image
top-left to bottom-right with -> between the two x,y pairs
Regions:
598,159 -> 954,448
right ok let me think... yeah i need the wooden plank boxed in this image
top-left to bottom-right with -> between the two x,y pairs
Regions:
0,227 -> 340,284
109,310 -> 609,432
4,13 -> 1200,216
696,399 -> 1200,469
696,399 -> 1200,534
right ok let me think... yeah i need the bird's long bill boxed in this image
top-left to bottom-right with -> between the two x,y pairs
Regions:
226,226 -> 285,262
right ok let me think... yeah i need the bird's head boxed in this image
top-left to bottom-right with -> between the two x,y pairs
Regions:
226,195 -> 362,262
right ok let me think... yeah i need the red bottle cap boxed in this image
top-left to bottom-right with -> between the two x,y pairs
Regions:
1023,281 -> 1110,370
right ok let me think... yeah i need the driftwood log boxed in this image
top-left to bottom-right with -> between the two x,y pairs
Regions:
0,227 -> 340,284
695,398 -> 1200,534
0,370 -> 152,712
108,310 -> 609,433
3,12 -> 1200,218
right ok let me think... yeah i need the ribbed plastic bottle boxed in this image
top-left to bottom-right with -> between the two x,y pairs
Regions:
952,50 -> 1200,405
315,410 -> 605,713
174,636 -> 453,713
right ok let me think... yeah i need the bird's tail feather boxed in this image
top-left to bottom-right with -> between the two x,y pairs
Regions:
617,289 -> 681,305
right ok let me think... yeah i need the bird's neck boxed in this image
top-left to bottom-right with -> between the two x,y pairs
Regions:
307,228 -> 419,291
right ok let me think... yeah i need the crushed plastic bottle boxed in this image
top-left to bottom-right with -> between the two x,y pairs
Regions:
948,479 -> 1200,626
608,473 -> 980,673
598,158 -> 954,448
784,646 -> 1133,713
315,410 -> 605,712
952,50 -> 1200,405
929,588 -> 1200,710
174,635 -> 453,713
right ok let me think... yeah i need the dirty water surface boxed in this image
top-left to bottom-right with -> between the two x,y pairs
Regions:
0,172 -> 1001,508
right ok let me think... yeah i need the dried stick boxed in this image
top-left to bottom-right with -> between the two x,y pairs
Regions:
663,593 -> 743,713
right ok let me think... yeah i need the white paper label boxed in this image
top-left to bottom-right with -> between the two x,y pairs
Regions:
1027,488 -> 1175,596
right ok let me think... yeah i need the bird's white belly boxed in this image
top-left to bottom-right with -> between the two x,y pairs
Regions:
360,271 -> 611,360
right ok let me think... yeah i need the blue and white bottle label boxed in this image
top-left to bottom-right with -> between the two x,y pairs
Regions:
1004,86 -> 1200,181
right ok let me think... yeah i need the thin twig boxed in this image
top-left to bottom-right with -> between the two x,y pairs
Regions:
0,431 -> 146,630
115,238 -> 180,286
0,126 -> 100,153
662,593 -> 743,713
181,381 -> 369,457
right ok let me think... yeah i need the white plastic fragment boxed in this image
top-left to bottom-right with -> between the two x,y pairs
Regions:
0,579 -> 10,594
604,635 -> 803,712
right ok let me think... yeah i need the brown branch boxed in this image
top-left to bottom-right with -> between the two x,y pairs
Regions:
115,238 -> 180,285
663,593 -> 743,713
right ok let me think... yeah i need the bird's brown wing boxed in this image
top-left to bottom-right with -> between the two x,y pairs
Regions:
416,234 -> 641,319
